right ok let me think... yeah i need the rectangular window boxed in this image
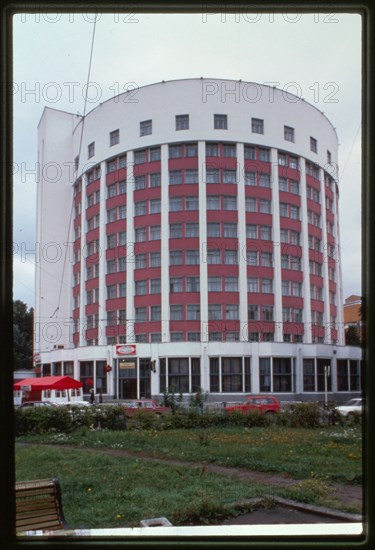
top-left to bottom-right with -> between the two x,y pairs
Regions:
169,197 -> 183,212
88,142 -> 95,158
107,183 -> 116,198
259,148 -> 270,162
140,119 -> 152,136
134,149 -> 146,164
170,223 -> 183,239
225,250 -> 238,265
252,118 -> 264,134
246,224 -> 257,239
118,155 -> 127,169
207,222 -> 221,238
186,222 -> 199,238
150,252 -> 161,268
310,136 -> 318,153
135,307 -> 147,322
208,304 -> 222,320
107,284 -> 116,299
170,250 -> 183,266
118,256 -> 127,271
185,196 -> 199,210
262,278 -> 273,293
176,114 -> 189,130
208,276 -> 221,292
106,159 -> 116,174
169,170 -> 183,185
244,145 -> 256,160
134,175 -> 146,190
224,223 -> 237,238
262,305 -> 274,321
150,305 -> 161,321
135,201 -> 147,216
149,172 -> 161,188
170,277 -> 183,293
110,129 -> 119,146
223,196 -> 237,210
247,277 -> 258,293
135,254 -> 146,269
185,169 -> 198,184
149,147 -> 161,161
169,144 -> 182,158
248,304 -> 259,321
187,304 -> 200,320
223,170 -> 237,184
150,225 -> 161,240
289,156 -> 299,170
225,305 -> 239,320
246,197 -> 256,212
186,250 -> 200,265
260,199 -> 271,214
207,195 -> 220,210
135,280 -> 147,295
284,125 -> 294,142
150,279 -> 161,294
207,249 -> 221,264
259,173 -> 271,188
107,259 -> 116,274
149,199 -> 161,214
170,305 -> 183,321
206,169 -> 220,184
245,171 -> 256,186
223,143 -> 236,157
135,227 -> 147,242
225,276 -> 238,292
214,114 -> 228,129
186,276 -> 200,292
185,143 -> 198,157
260,226 -> 272,240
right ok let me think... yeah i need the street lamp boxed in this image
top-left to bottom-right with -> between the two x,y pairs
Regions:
324,365 -> 331,407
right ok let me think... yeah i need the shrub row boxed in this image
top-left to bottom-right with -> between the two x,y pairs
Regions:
15,401 -> 354,435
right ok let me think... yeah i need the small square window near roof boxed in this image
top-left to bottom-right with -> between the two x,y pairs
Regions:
88,142 -> 95,158
214,114 -> 227,129
176,114 -> 189,130
252,118 -> 264,134
284,125 -> 294,142
140,119 -> 152,136
110,129 -> 119,146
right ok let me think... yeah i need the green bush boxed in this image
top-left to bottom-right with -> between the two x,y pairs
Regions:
14,404 -> 128,435
280,402 -> 322,428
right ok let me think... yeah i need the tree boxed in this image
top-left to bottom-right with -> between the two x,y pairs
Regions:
345,325 -> 360,346
13,300 -> 34,370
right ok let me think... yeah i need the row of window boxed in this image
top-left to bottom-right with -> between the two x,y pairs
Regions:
46,357 -> 359,396
89,115 -> 322,160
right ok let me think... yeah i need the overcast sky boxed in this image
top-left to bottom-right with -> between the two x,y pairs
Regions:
12,11 -> 362,309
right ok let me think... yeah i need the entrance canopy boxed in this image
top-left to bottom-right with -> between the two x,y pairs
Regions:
14,376 -> 83,391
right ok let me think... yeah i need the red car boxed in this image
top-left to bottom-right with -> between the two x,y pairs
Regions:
224,395 -> 281,416
123,399 -> 171,417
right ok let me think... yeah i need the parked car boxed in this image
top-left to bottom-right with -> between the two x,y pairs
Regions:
224,395 -> 281,416
18,401 -> 59,409
122,399 -> 171,416
336,398 -> 363,418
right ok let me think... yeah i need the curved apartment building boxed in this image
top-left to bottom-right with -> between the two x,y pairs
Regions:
35,78 -> 361,401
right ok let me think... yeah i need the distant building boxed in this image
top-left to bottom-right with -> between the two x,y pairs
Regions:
35,78 -> 361,402
344,295 -> 362,343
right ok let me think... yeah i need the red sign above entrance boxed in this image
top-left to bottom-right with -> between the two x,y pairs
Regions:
116,344 -> 137,356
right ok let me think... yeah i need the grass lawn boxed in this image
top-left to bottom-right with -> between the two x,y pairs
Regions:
16,425 -> 362,527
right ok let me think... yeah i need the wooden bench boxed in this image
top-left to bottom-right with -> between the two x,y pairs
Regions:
15,478 -> 66,533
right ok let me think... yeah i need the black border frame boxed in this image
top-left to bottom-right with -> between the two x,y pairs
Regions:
1,1 -> 373,548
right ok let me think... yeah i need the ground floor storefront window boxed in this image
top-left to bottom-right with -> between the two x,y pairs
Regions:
337,359 -> 361,391
159,357 -> 201,393
259,357 -> 295,393
209,357 -> 251,393
79,360 -> 108,394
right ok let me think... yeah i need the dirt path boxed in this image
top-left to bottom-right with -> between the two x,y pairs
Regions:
19,443 -> 363,510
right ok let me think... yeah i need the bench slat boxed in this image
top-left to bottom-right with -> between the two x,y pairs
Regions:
15,478 -> 66,533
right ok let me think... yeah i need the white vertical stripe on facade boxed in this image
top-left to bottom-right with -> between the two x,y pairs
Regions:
79,173 -> 87,346
198,141 -> 208,343
270,148 -> 283,342
237,142 -> 248,342
320,168 -> 332,344
300,159 -> 312,343
126,151 -> 135,342
98,161 -> 106,345
160,144 -> 170,343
